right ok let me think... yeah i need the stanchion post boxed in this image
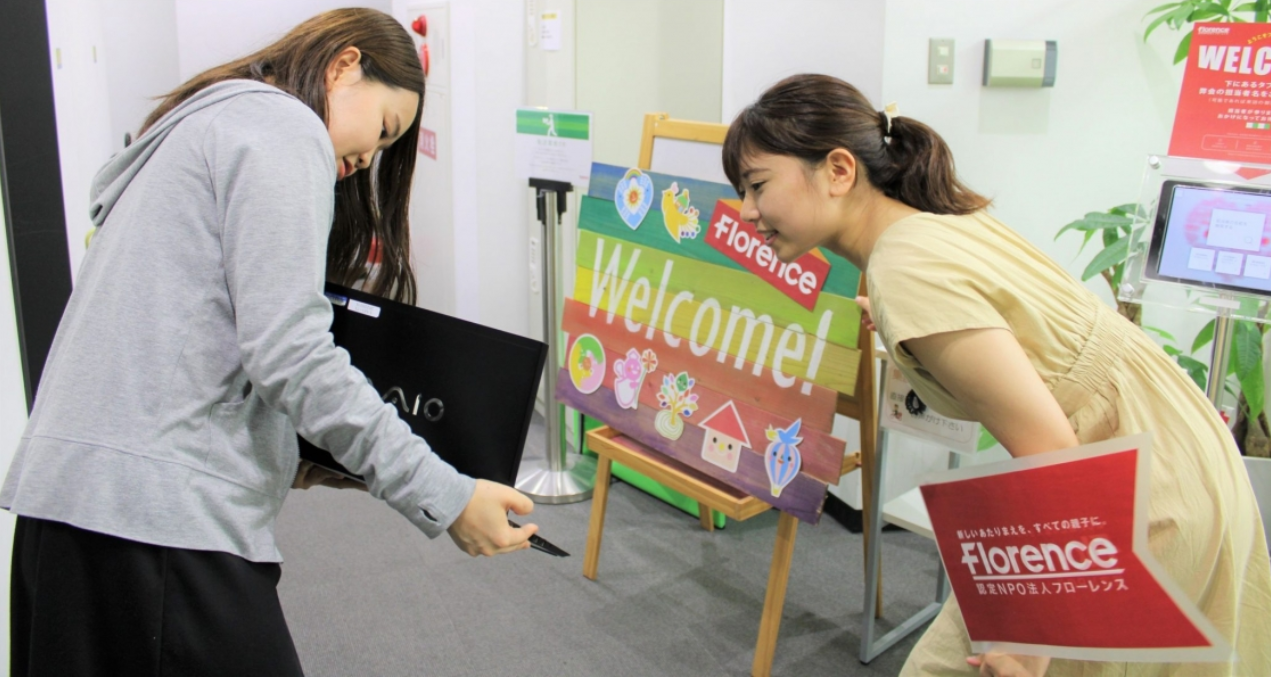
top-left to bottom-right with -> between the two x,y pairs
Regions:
516,178 -> 596,504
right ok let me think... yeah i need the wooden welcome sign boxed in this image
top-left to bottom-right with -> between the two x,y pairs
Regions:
555,163 -> 862,523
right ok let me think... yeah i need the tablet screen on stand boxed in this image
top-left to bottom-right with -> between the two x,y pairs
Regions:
1147,180 -> 1271,297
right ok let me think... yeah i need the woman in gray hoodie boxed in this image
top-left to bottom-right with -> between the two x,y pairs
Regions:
3,9 -> 536,676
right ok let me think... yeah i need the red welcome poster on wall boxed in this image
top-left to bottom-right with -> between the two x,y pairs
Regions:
919,434 -> 1231,662
1170,22 -> 1271,163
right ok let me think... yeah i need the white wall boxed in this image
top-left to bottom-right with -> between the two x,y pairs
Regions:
879,0 -> 1185,303
102,0 -> 180,148
577,0 -> 724,166
46,0 -> 116,284
175,0 -> 393,80
468,2 -> 529,334
390,0 -> 528,330
722,0 -> 886,123
0,150 -> 29,673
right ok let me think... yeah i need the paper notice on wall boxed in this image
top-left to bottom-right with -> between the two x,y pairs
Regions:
540,11 -> 562,51
515,108 -> 592,186
880,363 -> 981,453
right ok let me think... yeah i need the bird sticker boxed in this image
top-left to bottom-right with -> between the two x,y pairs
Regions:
661,182 -> 701,243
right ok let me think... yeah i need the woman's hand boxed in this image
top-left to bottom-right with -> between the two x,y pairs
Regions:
855,296 -> 876,332
292,459 -> 368,491
967,652 -> 1050,676
446,479 -> 538,557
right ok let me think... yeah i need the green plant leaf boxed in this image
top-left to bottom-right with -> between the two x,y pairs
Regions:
977,427 -> 998,452
1177,354 -> 1210,391
1186,8 -> 1224,21
1235,2 -> 1256,9
1087,213 -> 1135,227
1145,2 -> 1186,39
1233,320 -> 1266,417
1174,31 -> 1194,64
1191,1 -> 1235,18
1056,213 -> 1134,240
1242,370 -> 1265,420
1164,2 -> 1197,29
1192,318 -> 1216,353
1055,218 -> 1085,240
1112,261 -> 1126,288
1232,319 -> 1262,376
1143,325 -> 1178,341
1145,0 -> 1183,15
1082,238 -> 1131,281
1163,344 -> 1182,356
1109,203 -> 1148,220
1079,229 -> 1097,255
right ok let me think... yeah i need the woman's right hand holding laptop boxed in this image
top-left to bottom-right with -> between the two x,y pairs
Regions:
447,479 -> 539,556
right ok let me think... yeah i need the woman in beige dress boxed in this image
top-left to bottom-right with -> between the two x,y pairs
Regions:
723,74 -> 1271,677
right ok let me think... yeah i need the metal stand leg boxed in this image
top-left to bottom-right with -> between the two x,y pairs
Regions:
859,437 -> 958,663
516,180 -> 595,504
1207,309 -> 1233,409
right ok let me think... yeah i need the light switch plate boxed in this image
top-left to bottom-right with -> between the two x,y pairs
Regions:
929,38 -> 954,85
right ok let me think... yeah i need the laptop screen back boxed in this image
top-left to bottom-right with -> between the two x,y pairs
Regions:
298,284 -> 547,486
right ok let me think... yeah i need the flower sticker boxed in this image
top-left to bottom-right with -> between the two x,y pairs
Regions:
614,168 -> 654,230
567,334 -> 606,394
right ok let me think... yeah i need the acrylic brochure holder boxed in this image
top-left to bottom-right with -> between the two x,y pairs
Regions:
1120,154 -> 1271,404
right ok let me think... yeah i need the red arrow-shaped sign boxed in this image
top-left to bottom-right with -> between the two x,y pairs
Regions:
920,434 -> 1232,662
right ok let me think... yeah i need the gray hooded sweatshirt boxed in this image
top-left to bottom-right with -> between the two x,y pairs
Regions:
1,81 -> 475,562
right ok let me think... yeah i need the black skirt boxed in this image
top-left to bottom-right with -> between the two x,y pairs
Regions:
10,516 -> 305,677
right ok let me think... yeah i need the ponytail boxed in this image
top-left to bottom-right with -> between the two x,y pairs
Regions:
874,115 -> 990,215
723,74 -> 990,216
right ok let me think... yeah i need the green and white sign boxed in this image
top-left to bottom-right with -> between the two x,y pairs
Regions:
515,108 -> 593,186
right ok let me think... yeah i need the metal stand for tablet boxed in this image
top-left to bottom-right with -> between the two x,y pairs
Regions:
515,178 -> 596,504
1116,155 -> 1271,408
859,382 -> 960,663
1207,308 -> 1234,407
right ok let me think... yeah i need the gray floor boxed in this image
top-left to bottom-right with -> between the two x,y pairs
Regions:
275,416 -> 942,677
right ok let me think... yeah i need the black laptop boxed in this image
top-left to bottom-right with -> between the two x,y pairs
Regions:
297,283 -> 547,486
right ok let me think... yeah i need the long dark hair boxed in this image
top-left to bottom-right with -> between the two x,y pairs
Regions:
723,74 -> 989,216
142,8 -> 422,304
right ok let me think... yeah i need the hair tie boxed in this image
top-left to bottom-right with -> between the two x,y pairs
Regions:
879,101 -> 900,141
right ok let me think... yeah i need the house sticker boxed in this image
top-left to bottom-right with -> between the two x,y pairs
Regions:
699,401 -> 751,472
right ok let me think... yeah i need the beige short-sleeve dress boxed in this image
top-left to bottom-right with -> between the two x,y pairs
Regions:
866,212 -> 1271,676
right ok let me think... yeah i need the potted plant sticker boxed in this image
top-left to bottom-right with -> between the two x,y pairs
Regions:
655,371 -> 699,440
